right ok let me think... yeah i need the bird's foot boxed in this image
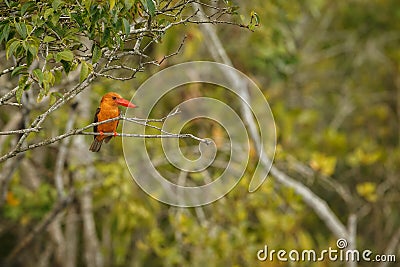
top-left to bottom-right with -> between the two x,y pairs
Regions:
113,131 -> 118,137
99,131 -> 104,136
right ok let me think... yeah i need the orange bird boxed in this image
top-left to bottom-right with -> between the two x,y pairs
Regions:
89,92 -> 137,152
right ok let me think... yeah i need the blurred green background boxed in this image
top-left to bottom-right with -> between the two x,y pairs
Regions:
0,0 -> 399,266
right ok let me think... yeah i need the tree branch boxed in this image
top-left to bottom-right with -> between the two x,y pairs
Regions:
0,111 -> 209,163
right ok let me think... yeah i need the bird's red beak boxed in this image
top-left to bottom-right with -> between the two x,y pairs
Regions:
116,98 -> 137,108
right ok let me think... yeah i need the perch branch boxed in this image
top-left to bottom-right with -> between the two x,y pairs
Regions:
0,111 -> 209,163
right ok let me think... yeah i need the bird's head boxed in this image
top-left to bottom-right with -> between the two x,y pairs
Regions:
101,92 -> 137,108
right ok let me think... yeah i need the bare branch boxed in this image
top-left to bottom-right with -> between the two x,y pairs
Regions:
148,35 -> 187,66
0,110 -> 208,163
0,128 -> 41,135
0,63 -> 27,77
0,102 -> 22,107
54,106 -> 77,199
0,86 -> 19,105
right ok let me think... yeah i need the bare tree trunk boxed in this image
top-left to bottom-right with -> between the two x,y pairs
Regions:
80,187 -> 104,267
65,204 -> 79,267
48,216 -> 67,267
37,242 -> 54,267
74,89 -> 104,267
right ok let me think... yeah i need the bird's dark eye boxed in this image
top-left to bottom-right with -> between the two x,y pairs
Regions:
112,96 -> 117,100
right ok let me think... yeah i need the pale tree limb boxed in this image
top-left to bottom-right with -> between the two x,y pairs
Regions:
53,104 -> 78,199
0,64 -> 27,77
347,214 -> 357,267
37,242 -> 53,267
47,104 -> 78,267
378,227 -> 400,267
65,204 -> 78,267
193,0 -> 352,244
73,88 -> 102,267
48,215 -> 67,267
0,127 -> 40,135
80,184 -> 104,267
0,86 -> 19,105
0,111 -> 210,163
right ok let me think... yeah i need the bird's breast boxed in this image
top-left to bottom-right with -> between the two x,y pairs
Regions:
97,107 -> 120,133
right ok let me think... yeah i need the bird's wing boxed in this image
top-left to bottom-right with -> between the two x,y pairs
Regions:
104,109 -> 120,144
116,108 -> 121,129
93,107 -> 100,140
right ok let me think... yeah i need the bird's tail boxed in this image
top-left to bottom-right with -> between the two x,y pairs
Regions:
89,138 -> 103,152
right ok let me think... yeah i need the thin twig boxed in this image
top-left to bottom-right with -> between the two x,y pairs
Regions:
0,128 -> 41,135
0,63 -> 27,77
0,102 -> 22,107
0,86 -> 19,105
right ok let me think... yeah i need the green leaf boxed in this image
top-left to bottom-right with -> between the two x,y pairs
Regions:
101,27 -> 111,47
44,71 -> 55,86
44,8 -> 54,19
250,11 -> 260,26
80,61 -> 89,82
84,0 -> 92,12
51,13 -> 61,26
56,50 -> 74,62
109,0 -> 116,11
33,69 -> 44,84
49,93 -> 57,105
26,43 -> 38,57
52,0 -> 63,10
50,92 -> 63,105
42,81 -> 50,94
0,23 -> 10,44
16,86 -> 24,104
49,91 -> 63,105
71,12 -> 84,28
15,22 -> 28,39
54,69 -> 63,83
141,0 -> 156,17
17,75 -> 29,103
26,51 -> 34,66
43,35 -> 56,43
21,2 -> 34,16
123,18 -> 131,36
310,152 -> 337,176
6,39 -> 21,59
11,66 -> 28,77
61,60 -> 72,73
46,53 -> 54,61
356,182 -> 378,202
92,45 -> 102,63
144,0 -> 156,16
49,92 -> 63,105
